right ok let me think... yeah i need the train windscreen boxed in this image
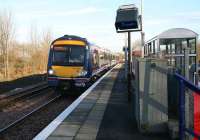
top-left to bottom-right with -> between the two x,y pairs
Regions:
52,45 -> 85,66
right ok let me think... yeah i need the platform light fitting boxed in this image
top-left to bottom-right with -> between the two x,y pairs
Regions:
115,4 -> 141,33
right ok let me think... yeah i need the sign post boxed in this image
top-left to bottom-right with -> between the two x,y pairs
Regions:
123,46 -> 128,80
127,32 -> 132,99
115,4 -> 142,101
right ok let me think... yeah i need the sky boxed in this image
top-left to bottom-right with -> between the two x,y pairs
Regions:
0,0 -> 200,52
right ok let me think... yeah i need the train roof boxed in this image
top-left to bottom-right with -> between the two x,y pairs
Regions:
51,35 -> 113,54
52,35 -> 88,45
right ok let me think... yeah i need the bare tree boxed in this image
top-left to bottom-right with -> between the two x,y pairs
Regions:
0,11 -> 14,80
29,24 -> 40,74
28,25 -> 53,74
40,29 -> 53,72
0,12 -> 53,81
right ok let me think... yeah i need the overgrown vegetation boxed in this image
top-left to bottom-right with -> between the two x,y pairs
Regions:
0,11 -> 52,81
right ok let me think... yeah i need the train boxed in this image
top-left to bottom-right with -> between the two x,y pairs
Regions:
47,35 -> 117,91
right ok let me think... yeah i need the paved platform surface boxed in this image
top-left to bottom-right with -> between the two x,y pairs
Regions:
96,66 -> 170,140
45,64 -> 170,140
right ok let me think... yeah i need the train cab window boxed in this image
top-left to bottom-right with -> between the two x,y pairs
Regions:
69,47 -> 85,63
52,45 -> 85,66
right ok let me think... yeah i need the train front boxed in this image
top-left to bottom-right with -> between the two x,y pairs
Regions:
47,36 -> 90,90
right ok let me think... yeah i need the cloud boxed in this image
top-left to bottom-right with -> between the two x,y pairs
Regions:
145,18 -> 170,26
175,11 -> 200,20
144,10 -> 200,29
17,7 -> 106,19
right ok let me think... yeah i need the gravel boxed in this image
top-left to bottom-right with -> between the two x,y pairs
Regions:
0,88 -> 55,131
0,92 -> 78,140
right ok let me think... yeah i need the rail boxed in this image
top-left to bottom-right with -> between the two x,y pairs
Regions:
174,73 -> 200,140
0,94 -> 61,134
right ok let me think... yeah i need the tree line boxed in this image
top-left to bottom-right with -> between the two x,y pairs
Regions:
0,11 -> 52,81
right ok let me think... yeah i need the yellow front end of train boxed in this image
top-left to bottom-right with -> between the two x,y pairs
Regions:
47,36 -> 89,90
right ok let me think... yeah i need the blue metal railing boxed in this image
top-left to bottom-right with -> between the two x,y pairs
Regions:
174,73 -> 200,140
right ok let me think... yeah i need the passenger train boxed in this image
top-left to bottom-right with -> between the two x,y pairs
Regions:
47,35 -> 117,91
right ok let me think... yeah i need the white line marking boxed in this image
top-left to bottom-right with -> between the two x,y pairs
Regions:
33,65 -> 116,140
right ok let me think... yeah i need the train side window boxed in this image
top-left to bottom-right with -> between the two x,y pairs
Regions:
93,51 -> 99,68
100,55 -> 104,59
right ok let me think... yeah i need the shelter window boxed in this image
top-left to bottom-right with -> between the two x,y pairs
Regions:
171,44 -> 175,54
175,39 -> 182,54
166,44 -> 169,54
189,39 -> 196,54
155,40 -> 158,53
160,45 -> 166,52
160,39 -> 168,54
153,41 -> 155,54
189,56 -> 196,65
145,45 -> 148,55
182,40 -> 187,51
148,44 -> 150,54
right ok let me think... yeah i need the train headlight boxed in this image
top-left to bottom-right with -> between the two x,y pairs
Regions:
78,70 -> 87,76
48,69 -> 54,75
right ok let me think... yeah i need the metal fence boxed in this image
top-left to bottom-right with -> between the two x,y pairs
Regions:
132,57 -> 200,139
174,73 -> 200,140
133,58 -> 169,133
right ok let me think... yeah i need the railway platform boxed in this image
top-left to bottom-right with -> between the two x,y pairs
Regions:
34,64 -> 170,140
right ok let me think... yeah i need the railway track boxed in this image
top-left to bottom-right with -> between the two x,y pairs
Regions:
0,93 -> 61,135
0,82 -> 56,134
0,93 -> 76,140
0,82 -> 48,109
